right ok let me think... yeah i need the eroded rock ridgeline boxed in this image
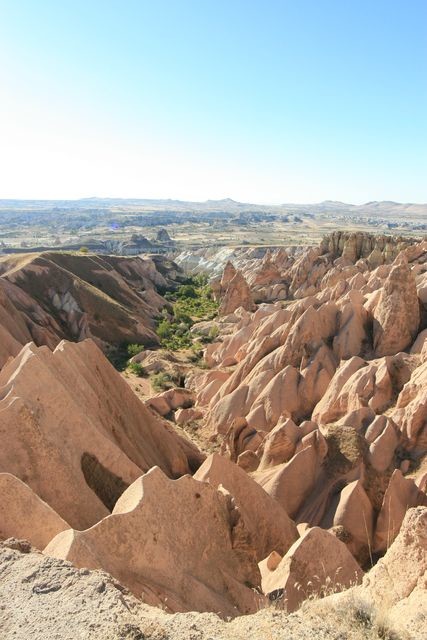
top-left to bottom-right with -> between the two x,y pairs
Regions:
0,506 -> 425,639
0,233 -> 426,638
176,231 -> 424,304
0,251 -> 186,366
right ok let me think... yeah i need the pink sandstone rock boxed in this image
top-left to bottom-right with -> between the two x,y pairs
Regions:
257,418 -> 299,469
373,261 -> 420,357
174,407 -> 204,425
45,467 -> 263,616
410,328 -> 427,354
330,507 -> 427,639
260,526 -> 363,612
373,469 -> 427,553
145,388 -> 194,417
0,340 -> 195,529
253,440 -> 326,519
391,359 -> 427,451
368,419 -> 399,472
312,357 -> 394,425
194,453 -> 299,560
219,269 -> 255,316
332,480 -> 374,560
0,473 -> 69,549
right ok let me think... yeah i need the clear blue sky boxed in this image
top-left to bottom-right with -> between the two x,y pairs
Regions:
0,0 -> 426,203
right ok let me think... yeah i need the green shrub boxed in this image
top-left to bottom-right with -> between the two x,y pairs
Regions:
208,324 -> 219,340
176,284 -> 197,299
127,362 -> 146,377
127,343 -> 144,358
150,372 -> 177,392
156,277 -> 219,351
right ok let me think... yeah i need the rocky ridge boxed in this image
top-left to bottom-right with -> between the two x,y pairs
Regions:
0,252 -> 185,364
0,231 -> 426,638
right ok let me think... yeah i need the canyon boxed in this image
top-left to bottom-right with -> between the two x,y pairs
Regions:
0,230 -> 426,639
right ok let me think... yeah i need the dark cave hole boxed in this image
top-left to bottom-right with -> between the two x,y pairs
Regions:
81,452 -> 129,511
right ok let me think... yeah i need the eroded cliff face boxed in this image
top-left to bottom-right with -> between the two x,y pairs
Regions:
0,251 -> 186,362
176,232 -> 422,304
185,236 -> 427,569
0,233 -> 425,632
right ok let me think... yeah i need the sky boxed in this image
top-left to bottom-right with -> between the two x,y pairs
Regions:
0,0 -> 426,203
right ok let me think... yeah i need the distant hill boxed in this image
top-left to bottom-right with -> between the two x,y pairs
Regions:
0,197 -> 426,217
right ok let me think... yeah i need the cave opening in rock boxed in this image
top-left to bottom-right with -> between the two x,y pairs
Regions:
80,452 -> 129,511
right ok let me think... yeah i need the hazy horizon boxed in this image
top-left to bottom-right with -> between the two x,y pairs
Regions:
1,0 -> 426,203
1,195 -> 427,207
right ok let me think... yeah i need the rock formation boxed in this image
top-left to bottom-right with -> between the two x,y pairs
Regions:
0,232 -> 426,635
194,453 -> 299,560
217,263 -> 255,315
259,526 -> 364,612
0,252 -> 184,350
326,506 -> 427,639
373,260 -> 420,356
45,467 -> 263,616
0,339 -> 197,529
0,474 -> 69,549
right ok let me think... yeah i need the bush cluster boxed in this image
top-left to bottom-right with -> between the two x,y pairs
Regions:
106,343 -> 145,373
150,371 -> 180,392
157,276 -> 218,351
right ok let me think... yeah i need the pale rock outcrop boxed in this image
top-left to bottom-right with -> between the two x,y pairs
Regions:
312,357 -> 394,425
257,418 -> 300,469
145,388 -> 194,417
194,454 -> 299,560
218,266 -> 255,316
236,449 -> 260,472
333,291 -> 369,360
0,473 -> 69,549
373,470 -> 427,553
253,435 -> 327,519
246,366 -> 301,430
175,407 -> 204,425
45,467 -> 263,616
222,418 -> 264,461
391,359 -> 427,451
0,340 -> 194,529
368,418 -> 399,472
410,328 -> 427,354
194,370 -> 231,406
332,480 -> 374,561
260,527 -> 363,612
329,507 -> 427,640
373,261 -> 420,357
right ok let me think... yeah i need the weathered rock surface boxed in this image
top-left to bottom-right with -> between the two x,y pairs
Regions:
194,453 -> 299,560
373,470 -> 427,553
218,265 -> 255,315
0,340 -> 195,529
326,507 -> 427,640
0,474 -> 69,549
45,467 -> 262,616
373,261 -> 420,356
0,538 -> 404,640
260,526 -> 364,612
0,252 -> 185,350
0,234 -> 426,633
